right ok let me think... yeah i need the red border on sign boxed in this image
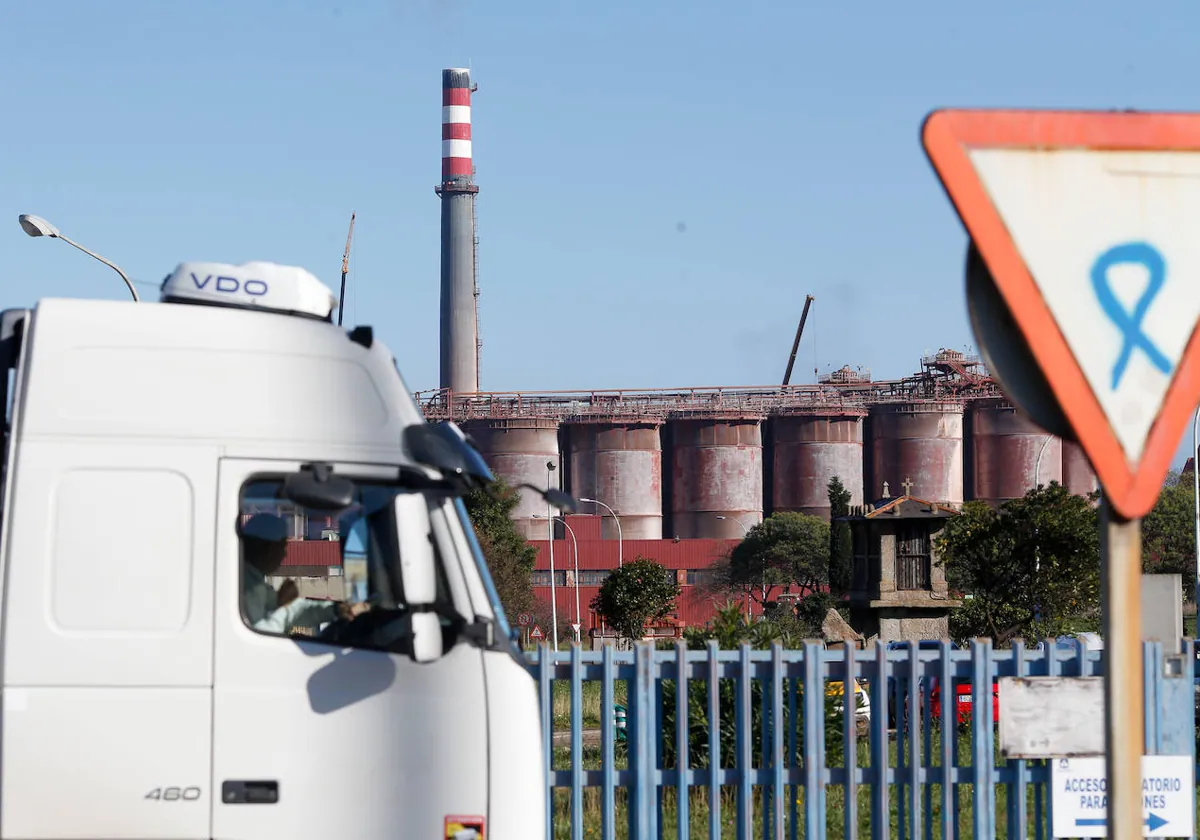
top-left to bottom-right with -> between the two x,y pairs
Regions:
922,109 -> 1200,520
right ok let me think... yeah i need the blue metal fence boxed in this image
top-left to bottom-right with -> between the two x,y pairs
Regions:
526,639 -> 1198,840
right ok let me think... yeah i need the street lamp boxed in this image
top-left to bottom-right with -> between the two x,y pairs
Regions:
546,461 -> 559,652
1033,434 -> 1052,490
718,515 -> 757,612
18,214 -> 139,302
580,497 -> 622,567
716,514 -> 750,536
1193,407 -> 1200,608
535,513 -> 581,643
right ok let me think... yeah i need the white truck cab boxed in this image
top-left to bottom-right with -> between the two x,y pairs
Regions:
0,261 -> 560,840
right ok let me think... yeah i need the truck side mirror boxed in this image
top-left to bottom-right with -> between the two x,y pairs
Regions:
394,493 -> 443,663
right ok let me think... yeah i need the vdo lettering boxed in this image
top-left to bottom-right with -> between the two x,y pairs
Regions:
189,273 -> 268,296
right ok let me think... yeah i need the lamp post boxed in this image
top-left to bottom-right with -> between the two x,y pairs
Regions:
1034,434 -> 1052,491
18,214 -> 139,302
536,513 -> 580,643
716,514 -> 750,536
580,497 -> 622,567
1031,434 -> 1054,626
546,461 -> 559,652
717,515 -> 756,614
1193,407 -> 1200,609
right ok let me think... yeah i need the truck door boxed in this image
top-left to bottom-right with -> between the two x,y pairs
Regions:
0,441 -> 218,840
211,459 -> 491,840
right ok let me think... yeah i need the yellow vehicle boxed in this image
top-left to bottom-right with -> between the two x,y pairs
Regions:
826,678 -> 872,734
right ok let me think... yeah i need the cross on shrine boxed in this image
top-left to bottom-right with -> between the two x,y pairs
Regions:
901,477 -> 914,496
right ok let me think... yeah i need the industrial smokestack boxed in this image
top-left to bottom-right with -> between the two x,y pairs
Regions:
436,67 -> 480,394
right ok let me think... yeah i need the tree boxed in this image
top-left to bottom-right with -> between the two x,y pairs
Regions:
827,476 -> 854,597
1142,470 -> 1195,602
590,557 -> 681,641
724,512 -> 830,608
463,476 -> 538,621
936,482 -> 1100,646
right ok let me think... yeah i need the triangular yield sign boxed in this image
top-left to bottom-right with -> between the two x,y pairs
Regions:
923,109 -> 1200,519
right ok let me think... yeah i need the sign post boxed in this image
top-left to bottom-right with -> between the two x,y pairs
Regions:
923,109 -> 1200,838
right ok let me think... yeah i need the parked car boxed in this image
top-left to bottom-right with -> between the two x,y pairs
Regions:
826,677 -> 872,735
929,674 -> 1000,725
877,639 -> 949,728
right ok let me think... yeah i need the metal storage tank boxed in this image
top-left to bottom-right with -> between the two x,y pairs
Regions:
867,401 -> 965,506
1062,440 -> 1100,497
566,417 -> 664,540
968,398 -> 1062,506
669,413 -> 764,539
771,407 -> 866,521
462,417 -> 561,539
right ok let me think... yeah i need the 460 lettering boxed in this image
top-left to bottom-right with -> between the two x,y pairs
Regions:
145,786 -> 201,801
190,273 -> 268,296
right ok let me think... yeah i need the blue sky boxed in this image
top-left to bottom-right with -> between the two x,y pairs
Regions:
3,1 -> 1199,466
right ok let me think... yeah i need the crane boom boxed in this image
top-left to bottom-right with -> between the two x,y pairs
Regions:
337,212 -> 356,327
782,294 -> 815,386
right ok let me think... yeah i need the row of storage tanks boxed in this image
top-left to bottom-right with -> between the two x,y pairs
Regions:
463,397 -> 1100,540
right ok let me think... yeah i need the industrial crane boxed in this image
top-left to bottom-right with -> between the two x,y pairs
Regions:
337,212 -> 356,327
782,294 -> 815,386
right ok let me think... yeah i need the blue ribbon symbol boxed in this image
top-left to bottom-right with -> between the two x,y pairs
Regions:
1089,241 -> 1174,390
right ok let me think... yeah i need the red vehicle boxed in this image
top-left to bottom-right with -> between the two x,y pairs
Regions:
929,677 -> 999,724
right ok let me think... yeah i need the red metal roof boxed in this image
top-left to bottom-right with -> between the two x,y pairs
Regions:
281,540 -> 342,568
526,532 -> 762,632
528,534 -> 738,571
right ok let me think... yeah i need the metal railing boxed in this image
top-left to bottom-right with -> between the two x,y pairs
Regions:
526,639 -> 1197,840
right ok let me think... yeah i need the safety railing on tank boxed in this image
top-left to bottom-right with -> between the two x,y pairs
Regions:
526,639 -> 1198,840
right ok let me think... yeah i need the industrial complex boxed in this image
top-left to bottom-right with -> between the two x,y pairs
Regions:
419,69 -> 1100,636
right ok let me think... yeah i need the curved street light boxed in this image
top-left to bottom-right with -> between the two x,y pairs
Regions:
1193,407 -> 1199,608
545,461 -> 559,652
535,513 -> 581,643
1034,434 -> 1053,490
716,514 -> 750,536
580,497 -> 622,567
717,514 -> 756,614
18,214 -> 139,302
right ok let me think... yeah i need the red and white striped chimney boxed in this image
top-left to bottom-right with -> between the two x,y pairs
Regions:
442,68 -> 473,183
437,68 -> 480,394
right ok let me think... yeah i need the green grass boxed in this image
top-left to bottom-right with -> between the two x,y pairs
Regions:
552,679 -> 629,730
545,703 -> 1200,840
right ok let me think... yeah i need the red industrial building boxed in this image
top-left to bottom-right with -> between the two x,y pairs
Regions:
526,514 -> 746,641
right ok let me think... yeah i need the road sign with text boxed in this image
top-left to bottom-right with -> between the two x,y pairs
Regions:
923,110 -> 1200,519
1051,755 -> 1193,837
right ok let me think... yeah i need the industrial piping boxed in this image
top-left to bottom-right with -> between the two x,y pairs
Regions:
436,68 -> 480,393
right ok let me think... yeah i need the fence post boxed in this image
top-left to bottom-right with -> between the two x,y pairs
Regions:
1143,639 -> 1194,756
629,641 -> 658,839
970,638 -> 995,840
802,640 -> 826,840
537,644 -> 554,840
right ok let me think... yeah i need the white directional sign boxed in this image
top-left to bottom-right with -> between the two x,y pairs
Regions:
1051,755 -> 1194,837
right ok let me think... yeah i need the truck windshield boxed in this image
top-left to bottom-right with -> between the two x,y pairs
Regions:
238,478 -> 456,654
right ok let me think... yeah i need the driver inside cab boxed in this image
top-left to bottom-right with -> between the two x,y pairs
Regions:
239,512 -> 369,635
